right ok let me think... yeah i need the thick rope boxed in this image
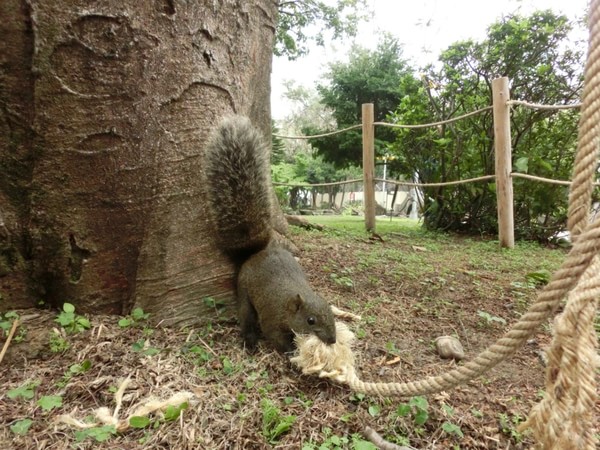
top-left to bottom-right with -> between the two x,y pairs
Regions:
521,1 -> 600,447
568,0 -> 600,237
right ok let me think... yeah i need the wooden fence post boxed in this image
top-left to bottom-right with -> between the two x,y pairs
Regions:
492,77 -> 515,248
362,103 -> 376,232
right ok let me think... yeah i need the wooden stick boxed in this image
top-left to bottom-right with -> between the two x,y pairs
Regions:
0,319 -> 20,365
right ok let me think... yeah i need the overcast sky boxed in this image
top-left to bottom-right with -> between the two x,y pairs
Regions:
271,0 -> 589,120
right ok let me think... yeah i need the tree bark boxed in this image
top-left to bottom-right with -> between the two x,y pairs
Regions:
0,0 -> 278,326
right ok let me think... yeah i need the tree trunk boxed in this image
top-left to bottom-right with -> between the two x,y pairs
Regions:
0,0 -> 278,326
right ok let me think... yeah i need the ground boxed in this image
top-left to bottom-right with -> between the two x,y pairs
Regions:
0,216 -> 597,449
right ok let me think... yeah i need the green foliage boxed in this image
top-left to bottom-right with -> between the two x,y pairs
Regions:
498,412 -> 527,443
56,360 -> 91,388
55,303 -> 91,334
0,310 -> 19,334
312,34 -> 417,168
525,269 -> 551,286
131,339 -> 160,356
10,418 -> 33,435
129,416 -> 151,428
302,427 -> 378,450
275,1 -> 369,60
74,425 -> 116,443
48,329 -> 70,353
118,307 -> 150,328
164,402 -> 189,422
7,380 -> 40,401
395,396 -> 429,426
477,310 -> 507,326
261,398 -> 297,444
389,11 -> 583,239
0,310 -> 26,342
37,395 -> 63,411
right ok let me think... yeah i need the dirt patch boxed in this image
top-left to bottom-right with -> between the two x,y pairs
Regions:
0,225 -> 597,449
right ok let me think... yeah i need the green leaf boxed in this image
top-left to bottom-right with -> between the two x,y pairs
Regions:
63,303 -> 75,313
76,317 -> 91,330
70,360 -> 92,374
10,419 -> 33,435
514,156 -> 529,173
37,395 -> 63,411
526,270 -> 551,286
118,318 -> 132,328
409,396 -> 428,411
142,347 -> 160,356
442,421 -> 464,437
55,312 -> 74,326
164,402 -> 188,422
129,416 -> 151,428
367,405 -> 380,417
131,340 -> 145,352
414,409 -> 429,425
352,439 -> 378,450
7,381 -> 39,400
131,307 -> 149,321
74,425 -> 116,442
395,403 -> 411,417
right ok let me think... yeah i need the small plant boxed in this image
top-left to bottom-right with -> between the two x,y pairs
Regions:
477,310 -> 506,326
0,310 -> 19,335
37,395 -> 63,412
164,402 -> 189,421
394,396 -> 429,427
203,296 -> 227,311
442,421 -> 464,438
261,399 -> 297,444
525,270 -> 551,286
0,311 -> 26,342
56,360 -> 91,388
49,329 -> 70,353
7,380 -> 40,401
131,339 -> 160,356
302,427 -> 349,450
74,425 -> 117,443
10,418 -> 33,436
118,307 -> 150,328
498,412 -> 526,443
55,303 -> 91,334
330,272 -> 355,291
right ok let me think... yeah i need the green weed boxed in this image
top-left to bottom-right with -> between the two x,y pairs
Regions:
261,398 -> 296,444
55,303 -> 90,334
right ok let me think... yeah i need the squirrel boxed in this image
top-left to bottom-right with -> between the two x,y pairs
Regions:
204,115 -> 337,353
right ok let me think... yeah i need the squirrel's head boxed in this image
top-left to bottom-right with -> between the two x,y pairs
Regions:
289,294 -> 337,346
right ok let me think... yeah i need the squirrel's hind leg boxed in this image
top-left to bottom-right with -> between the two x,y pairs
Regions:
238,289 -> 261,352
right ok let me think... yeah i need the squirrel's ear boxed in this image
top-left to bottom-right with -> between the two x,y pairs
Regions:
293,294 -> 305,311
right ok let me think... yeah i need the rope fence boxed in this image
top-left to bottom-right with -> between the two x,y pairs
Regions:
275,81 -> 597,245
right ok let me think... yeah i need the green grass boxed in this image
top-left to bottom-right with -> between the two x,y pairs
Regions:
297,215 -> 567,285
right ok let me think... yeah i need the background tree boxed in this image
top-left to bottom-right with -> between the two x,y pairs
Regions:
389,10 -> 584,240
272,82 -> 360,210
275,0 -> 369,60
308,34 -> 419,168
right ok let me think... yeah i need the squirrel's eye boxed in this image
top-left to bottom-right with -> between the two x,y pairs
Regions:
307,316 -> 316,326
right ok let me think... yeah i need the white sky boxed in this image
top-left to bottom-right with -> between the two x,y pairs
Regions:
271,0 -> 589,120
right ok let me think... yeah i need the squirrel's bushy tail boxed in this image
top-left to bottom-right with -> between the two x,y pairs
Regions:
204,115 -> 273,258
